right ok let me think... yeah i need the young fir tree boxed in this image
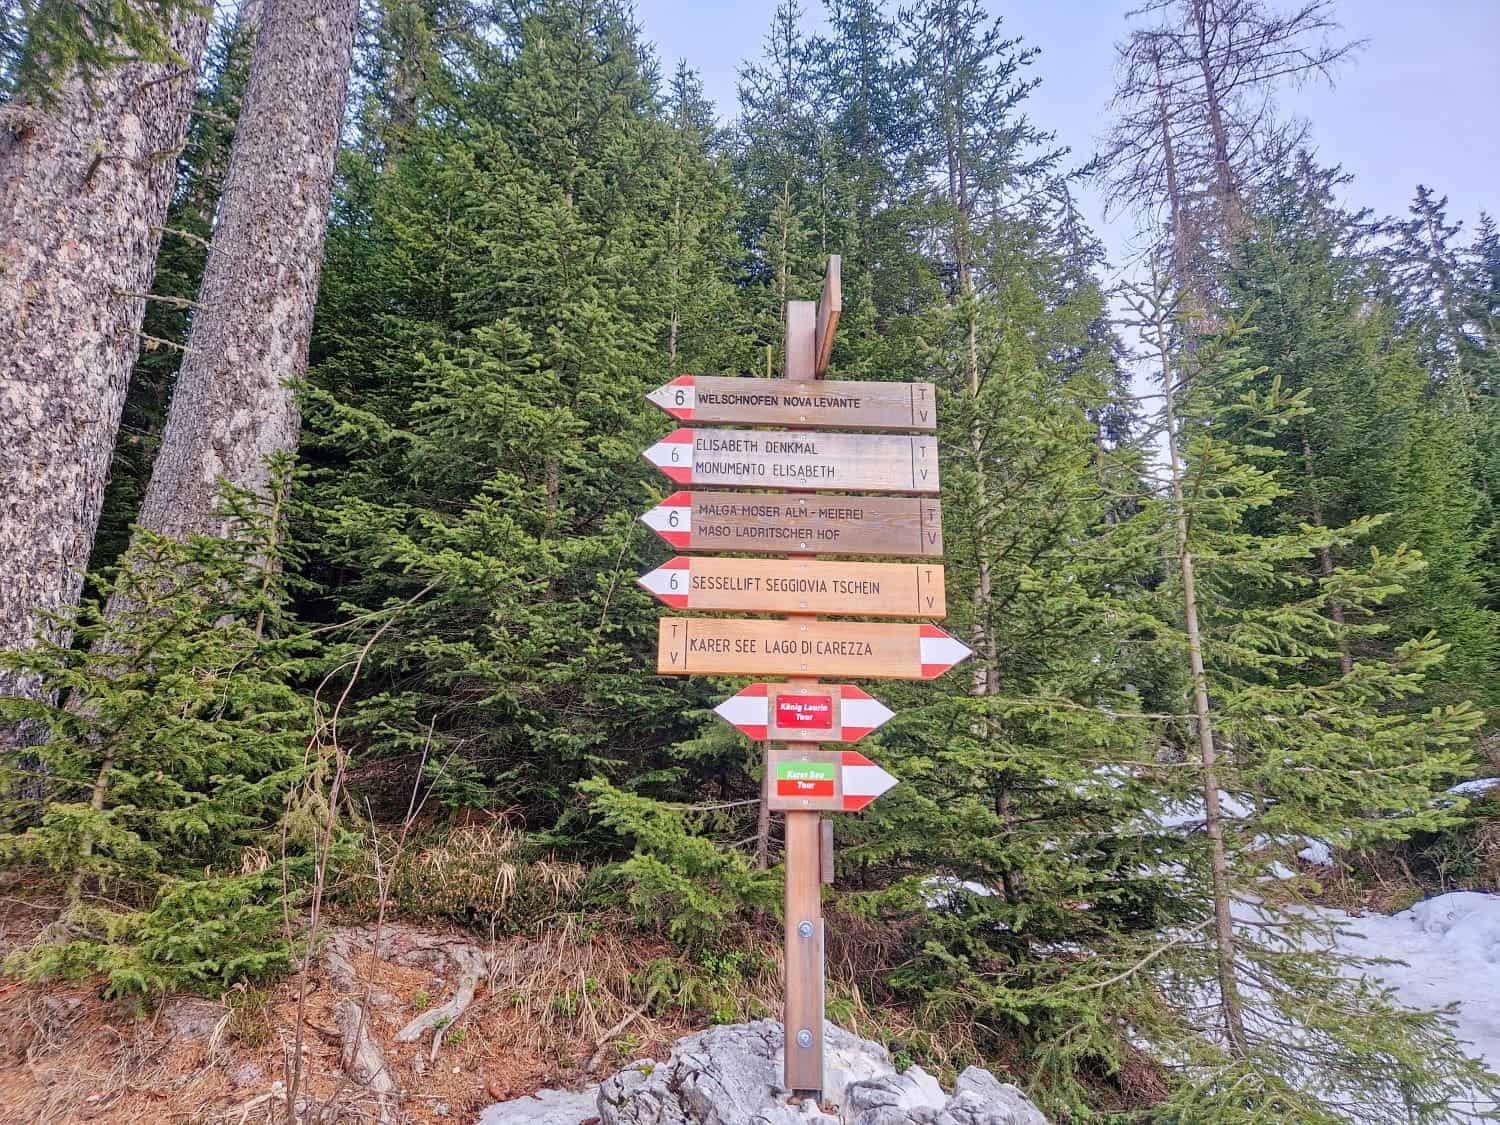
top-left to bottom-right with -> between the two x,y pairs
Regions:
300,0 -> 724,816
0,471 -> 312,999
1113,272 -> 1500,1122
1222,160 -> 1500,709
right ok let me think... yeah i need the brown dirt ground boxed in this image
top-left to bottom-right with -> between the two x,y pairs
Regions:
0,892 -> 709,1124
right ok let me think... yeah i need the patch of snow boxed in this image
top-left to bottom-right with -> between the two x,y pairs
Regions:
1448,777 -> 1500,799
1155,791 -> 1255,830
1296,838 -> 1334,867
920,876 -> 998,909
1301,892 -> 1500,1075
1266,861 -> 1298,881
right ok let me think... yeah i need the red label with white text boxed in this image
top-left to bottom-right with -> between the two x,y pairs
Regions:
776,695 -> 834,731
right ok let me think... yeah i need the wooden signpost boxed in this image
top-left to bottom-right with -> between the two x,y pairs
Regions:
640,491 -> 943,557
639,255 -> 966,1098
637,557 -> 945,617
646,375 -> 937,431
657,618 -> 969,679
642,427 -> 939,493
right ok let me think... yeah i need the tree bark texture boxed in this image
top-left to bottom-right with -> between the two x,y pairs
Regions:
129,0 -> 357,545
0,9 -> 209,735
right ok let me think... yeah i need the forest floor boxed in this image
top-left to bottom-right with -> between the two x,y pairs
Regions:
0,883 -> 712,1125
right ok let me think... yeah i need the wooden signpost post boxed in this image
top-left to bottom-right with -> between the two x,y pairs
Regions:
640,255 -> 968,1099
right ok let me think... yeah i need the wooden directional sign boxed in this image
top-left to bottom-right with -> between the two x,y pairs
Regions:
637,557 -> 945,618
656,618 -> 971,680
643,428 -> 939,494
640,492 -> 943,558
714,683 -> 895,744
646,375 -> 937,432
768,747 -> 899,812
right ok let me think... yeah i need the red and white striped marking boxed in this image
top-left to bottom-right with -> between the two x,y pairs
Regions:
646,375 -> 696,420
640,428 -> 695,483
713,683 -> 895,744
639,492 -> 692,548
920,624 -> 971,679
636,556 -> 690,608
839,750 -> 898,811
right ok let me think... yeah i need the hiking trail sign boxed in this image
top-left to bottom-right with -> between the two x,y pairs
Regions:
637,556 -> 946,617
767,748 -> 899,812
713,682 -> 895,744
656,618 -> 970,679
646,374 -> 937,431
636,256 -> 968,1099
642,427 -> 939,493
640,491 -> 943,557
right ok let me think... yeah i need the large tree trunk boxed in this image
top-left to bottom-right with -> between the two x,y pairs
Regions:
125,0 -> 357,548
0,9 -> 209,740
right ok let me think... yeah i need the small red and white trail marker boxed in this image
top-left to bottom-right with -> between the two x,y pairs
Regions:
767,747 -> 899,812
713,683 -> 894,744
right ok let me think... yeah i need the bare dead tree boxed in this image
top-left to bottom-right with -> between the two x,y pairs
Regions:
1105,0 -> 1360,289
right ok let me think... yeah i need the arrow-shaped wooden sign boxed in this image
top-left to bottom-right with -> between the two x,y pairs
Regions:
643,428 -> 939,494
714,683 -> 895,743
639,491 -> 943,558
656,618 -> 971,680
767,747 -> 899,812
637,557 -> 945,618
646,375 -> 937,431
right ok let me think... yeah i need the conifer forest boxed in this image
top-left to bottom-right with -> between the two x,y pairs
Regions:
1,0 -> 1499,1121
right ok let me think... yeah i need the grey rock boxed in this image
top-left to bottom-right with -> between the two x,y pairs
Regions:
160,997 -> 223,1041
476,1086 -> 601,1125
845,1065 -> 949,1125
932,1069 -> 1046,1125
478,1022 -> 1047,1125
229,1060 -> 266,1089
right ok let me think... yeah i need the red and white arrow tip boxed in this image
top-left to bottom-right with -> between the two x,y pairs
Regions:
713,683 -> 895,744
919,624 -> 972,679
642,428 -> 694,483
639,491 -> 692,548
637,557 -> 690,608
646,375 -> 697,420
841,750 -> 898,811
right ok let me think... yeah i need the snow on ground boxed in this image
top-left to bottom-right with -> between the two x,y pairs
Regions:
1299,892 -> 1500,1074
1449,777 -> 1500,799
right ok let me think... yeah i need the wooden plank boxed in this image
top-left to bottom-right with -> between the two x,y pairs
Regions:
646,375 -> 936,432
815,255 -> 841,376
643,427 -> 939,494
641,491 -> 943,558
783,809 -> 824,1094
656,618 -> 971,680
637,557 -> 946,618
819,819 -> 835,885
787,300 -> 816,381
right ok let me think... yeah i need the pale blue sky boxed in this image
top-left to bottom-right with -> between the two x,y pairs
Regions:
634,0 -> 1499,280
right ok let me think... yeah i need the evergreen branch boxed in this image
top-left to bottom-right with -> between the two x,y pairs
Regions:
1066,919 -> 1211,992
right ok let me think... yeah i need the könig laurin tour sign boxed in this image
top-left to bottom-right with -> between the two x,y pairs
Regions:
637,257 -> 970,1098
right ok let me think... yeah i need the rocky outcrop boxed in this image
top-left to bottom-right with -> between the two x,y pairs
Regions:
477,1020 -> 1047,1125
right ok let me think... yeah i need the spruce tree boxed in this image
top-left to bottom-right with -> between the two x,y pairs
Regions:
0,473 -> 311,999
1114,275 -> 1500,1121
